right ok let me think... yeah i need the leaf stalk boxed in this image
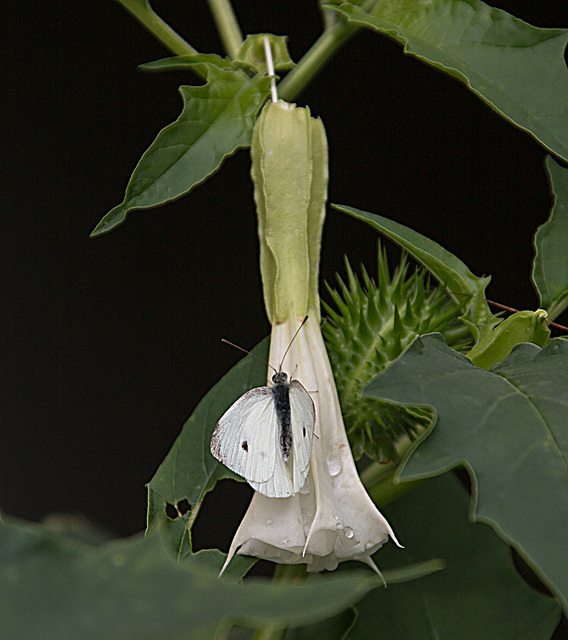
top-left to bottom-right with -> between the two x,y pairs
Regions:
207,0 -> 244,59
278,21 -> 358,100
113,0 -> 197,57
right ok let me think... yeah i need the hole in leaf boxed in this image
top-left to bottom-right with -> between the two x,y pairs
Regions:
165,503 -> 178,520
176,499 -> 191,516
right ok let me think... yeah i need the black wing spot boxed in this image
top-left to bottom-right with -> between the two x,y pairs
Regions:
242,441 -> 248,452
303,427 -> 306,437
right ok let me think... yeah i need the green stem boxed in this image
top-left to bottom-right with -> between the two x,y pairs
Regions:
368,474 -> 422,508
277,0 -> 389,100
360,460 -> 397,489
114,0 -> 197,56
252,564 -> 307,640
207,0 -> 244,59
278,21 -> 358,101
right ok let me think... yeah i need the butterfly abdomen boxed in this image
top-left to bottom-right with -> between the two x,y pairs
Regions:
272,380 -> 292,462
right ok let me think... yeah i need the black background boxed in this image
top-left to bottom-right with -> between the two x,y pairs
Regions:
2,0 -> 568,558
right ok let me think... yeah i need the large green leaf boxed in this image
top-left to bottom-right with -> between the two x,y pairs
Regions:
0,515 -> 381,640
329,0 -> 568,161
332,204 -> 493,332
365,334 -> 568,613
347,474 -> 561,639
532,156 -> 568,320
91,59 -> 271,235
147,338 -> 269,553
286,608 -> 356,640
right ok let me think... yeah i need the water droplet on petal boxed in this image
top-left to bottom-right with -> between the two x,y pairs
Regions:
344,526 -> 354,539
327,452 -> 342,477
365,541 -> 374,549
265,518 -> 273,526
333,514 -> 340,520
335,522 -> 342,529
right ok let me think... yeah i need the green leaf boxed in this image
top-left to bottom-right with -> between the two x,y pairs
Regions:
182,548 -> 256,581
332,205 -> 494,332
347,474 -> 561,639
365,333 -> 568,614
139,52 -> 238,72
91,60 -> 271,235
286,608 -> 357,640
0,515 -> 382,640
287,559 -> 445,640
328,1 -> 568,162
532,156 -> 568,320
147,338 -> 269,553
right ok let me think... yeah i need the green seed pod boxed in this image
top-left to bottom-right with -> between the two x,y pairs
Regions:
251,100 -> 328,324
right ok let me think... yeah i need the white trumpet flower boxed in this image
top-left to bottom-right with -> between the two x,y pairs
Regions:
220,314 -> 402,576
220,98 -> 401,576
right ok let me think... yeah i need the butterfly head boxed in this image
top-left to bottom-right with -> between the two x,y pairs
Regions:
272,371 -> 288,385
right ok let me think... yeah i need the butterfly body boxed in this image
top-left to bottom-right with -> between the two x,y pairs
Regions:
271,371 -> 292,462
210,370 -> 315,498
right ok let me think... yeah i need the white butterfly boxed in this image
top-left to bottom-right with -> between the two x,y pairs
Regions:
210,320 -> 316,498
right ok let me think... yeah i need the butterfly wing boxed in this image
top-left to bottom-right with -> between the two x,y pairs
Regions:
249,381 -> 315,498
210,387 -> 277,484
289,380 -> 316,485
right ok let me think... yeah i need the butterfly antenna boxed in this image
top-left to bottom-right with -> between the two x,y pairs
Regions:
278,316 -> 309,372
221,339 -> 277,374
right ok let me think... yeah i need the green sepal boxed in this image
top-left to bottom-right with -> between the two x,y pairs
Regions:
235,34 -> 295,73
251,100 -> 328,323
467,309 -> 551,369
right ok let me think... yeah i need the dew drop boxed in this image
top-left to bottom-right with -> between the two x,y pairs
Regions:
365,541 -> 374,550
333,514 -> 340,521
327,452 -> 342,477
344,526 -> 354,539
265,518 -> 273,526
335,522 -> 342,529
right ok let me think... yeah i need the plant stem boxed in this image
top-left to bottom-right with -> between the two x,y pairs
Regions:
360,460 -> 397,488
251,564 -> 307,640
278,21 -> 358,101
114,0 -> 197,56
207,0 -> 244,59
368,474 -> 422,507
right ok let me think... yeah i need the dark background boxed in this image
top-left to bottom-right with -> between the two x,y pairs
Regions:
2,1 -> 568,552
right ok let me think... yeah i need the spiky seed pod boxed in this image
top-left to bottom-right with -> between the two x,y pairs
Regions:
323,246 -> 472,462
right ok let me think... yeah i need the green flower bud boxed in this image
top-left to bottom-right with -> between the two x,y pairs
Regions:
251,100 -> 328,324
467,309 -> 550,369
235,34 -> 295,73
